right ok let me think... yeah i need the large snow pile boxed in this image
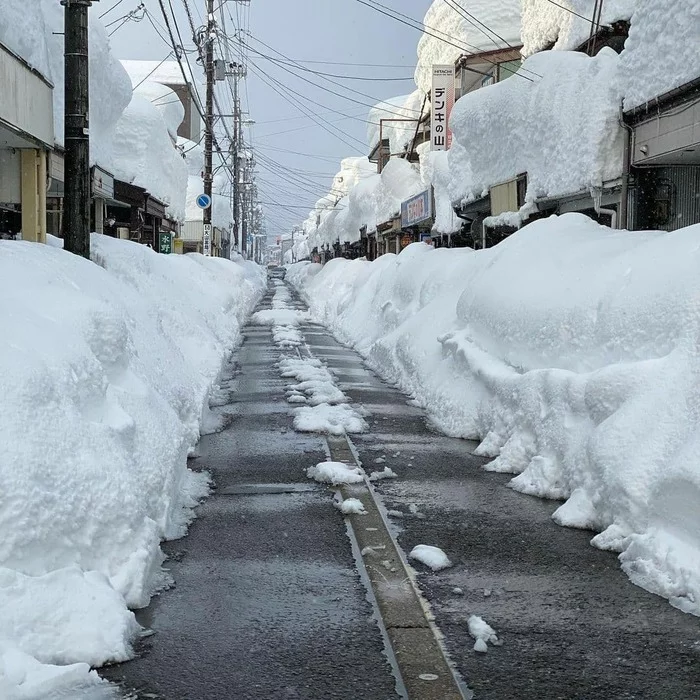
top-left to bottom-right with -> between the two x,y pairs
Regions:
367,90 -> 425,154
0,0 -> 132,169
0,235 -> 265,695
414,0 -> 522,94
288,213 -> 700,617
620,0 -> 700,109
449,49 -> 624,203
521,0 -> 636,56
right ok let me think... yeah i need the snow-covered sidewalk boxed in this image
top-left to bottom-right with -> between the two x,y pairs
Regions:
0,236 -> 265,697
287,213 -> 700,617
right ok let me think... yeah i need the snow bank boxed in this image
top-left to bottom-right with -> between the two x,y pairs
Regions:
415,0 -> 522,94
0,236 -> 265,693
521,0 -> 636,56
449,49 -> 624,204
288,213 -> 700,617
0,0 -> 132,168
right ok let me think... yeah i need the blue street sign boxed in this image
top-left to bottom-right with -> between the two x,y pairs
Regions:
196,193 -> 212,210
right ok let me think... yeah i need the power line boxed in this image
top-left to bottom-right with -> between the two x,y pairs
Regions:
256,144 -> 347,163
250,52 -> 414,82
544,0 -> 601,24
442,0 -> 541,80
242,34 -> 424,115
246,60 -> 366,152
286,59 -> 416,68
99,0 -> 127,19
354,0 -> 534,82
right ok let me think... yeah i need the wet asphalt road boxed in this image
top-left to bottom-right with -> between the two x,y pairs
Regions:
103,276 -> 700,700
102,283 -> 399,700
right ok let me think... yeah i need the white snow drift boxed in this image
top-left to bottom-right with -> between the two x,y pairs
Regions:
0,236 -> 265,695
288,213 -> 700,616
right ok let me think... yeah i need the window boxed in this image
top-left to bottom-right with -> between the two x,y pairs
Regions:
497,60 -> 522,82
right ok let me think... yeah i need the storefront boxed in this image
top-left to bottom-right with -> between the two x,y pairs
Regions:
107,180 -> 146,241
91,165 -> 114,235
400,188 -> 433,249
0,41 -> 53,242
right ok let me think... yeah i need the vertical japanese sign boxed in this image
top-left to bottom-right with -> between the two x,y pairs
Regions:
431,64 -> 455,151
203,223 -> 212,257
159,232 -> 172,254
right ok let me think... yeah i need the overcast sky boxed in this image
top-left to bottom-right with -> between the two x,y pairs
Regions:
100,0 -> 431,237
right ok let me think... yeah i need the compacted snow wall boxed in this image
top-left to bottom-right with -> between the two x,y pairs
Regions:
287,213 -> 700,617
0,237 -> 265,696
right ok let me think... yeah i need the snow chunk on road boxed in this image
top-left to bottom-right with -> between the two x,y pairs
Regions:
307,462 -> 364,485
272,325 -> 303,349
294,404 -> 368,435
409,545 -> 452,571
368,467 -> 399,481
468,615 -> 501,653
336,498 -> 367,515
251,309 -> 308,326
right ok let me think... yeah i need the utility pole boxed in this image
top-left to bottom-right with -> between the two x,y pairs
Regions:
62,0 -> 94,259
202,0 -> 215,256
232,69 -> 241,254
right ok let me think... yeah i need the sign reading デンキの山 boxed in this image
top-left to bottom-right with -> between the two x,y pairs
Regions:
431,64 -> 455,151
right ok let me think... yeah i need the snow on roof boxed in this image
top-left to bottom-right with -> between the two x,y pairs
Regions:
111,95 -> 188,220
134,81 -> 185,141
309,158 -> 423,249
120,59 -> 201,89
521,0 -> 636,56
448,48 -> 624,205
620,0 -> 700,110
367,90 -> 425,153
414,0 -> 522,94
0,0 -> 132,169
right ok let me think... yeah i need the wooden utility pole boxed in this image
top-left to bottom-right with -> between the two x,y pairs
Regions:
202,0 -> 215,256
62,0 -> 93,258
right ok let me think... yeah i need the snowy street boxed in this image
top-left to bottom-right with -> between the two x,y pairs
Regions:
102,274 -> 700,700
3,1 -> 700,697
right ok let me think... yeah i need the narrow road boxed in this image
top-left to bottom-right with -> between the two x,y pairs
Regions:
102,280 -> 399,700
104,275 -> 700,700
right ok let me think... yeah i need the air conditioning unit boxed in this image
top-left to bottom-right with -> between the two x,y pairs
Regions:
117,227 -> 130,240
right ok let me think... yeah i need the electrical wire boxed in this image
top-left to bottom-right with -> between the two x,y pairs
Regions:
99,0 -> 127,20
241,34 -> 424,115
354,0 -> 535,82
544,0 -> 601,24
246,60 -> 366,152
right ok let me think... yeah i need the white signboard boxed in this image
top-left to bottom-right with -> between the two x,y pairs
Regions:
203,223 -> 212,257
431,64 -> 455,151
